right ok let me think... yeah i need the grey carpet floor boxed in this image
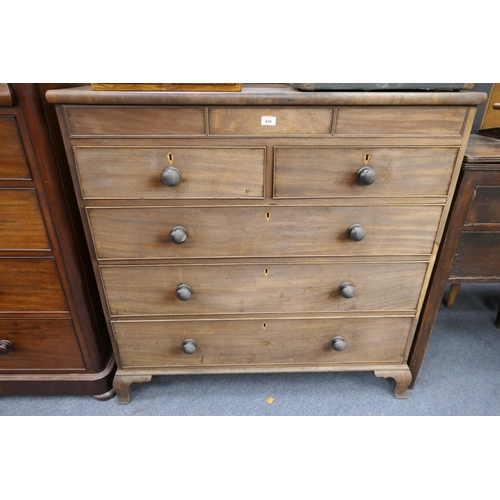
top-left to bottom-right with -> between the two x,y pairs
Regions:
1,282 -> 499,416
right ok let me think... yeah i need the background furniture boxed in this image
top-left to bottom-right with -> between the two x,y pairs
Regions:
47,84 -> 485,403
0,84 -> 114,397
409,133 -> 500,382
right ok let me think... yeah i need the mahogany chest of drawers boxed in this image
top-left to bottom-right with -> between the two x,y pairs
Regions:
47,84 -> 485,404
0,84 -> 114,396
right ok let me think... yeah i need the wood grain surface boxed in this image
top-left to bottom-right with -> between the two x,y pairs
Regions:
0,116 -> 30,179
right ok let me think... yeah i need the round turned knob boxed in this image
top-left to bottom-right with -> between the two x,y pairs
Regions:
161,167 -> 181,187
356,166 -> 377,185
0,340 -> 13,356
340,282 -> 356,298
347,224 -> 366,242
331,336 -> 346,352
176,284 -> 192,301
170,226 -> 188,244
182,339 -> 197,355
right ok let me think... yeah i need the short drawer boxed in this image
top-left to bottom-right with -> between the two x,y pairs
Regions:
450,232 -> 500,279
0,116 -> 30,179
64,106 -> 206,137
0,319 -> 84,370
0,189 -> 50,250
87,205 -> 443,260
101,262 -> 428,316
112,316 -> 413,368
274,147 -> 459,198
208,107 -> 333,135
73,146 -> 265,199
465,186 -> 500,224
0,258 -> 68,312
335,107 -> 467,136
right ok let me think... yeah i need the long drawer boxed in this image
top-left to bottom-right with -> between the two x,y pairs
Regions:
73,146 -> 266,199
0,319 -> 84,370
0,258 -> 68,312
274,147 -> 459,198
101,262 -> 428,316
87,205 -> 443,260
113,316 -> 413,368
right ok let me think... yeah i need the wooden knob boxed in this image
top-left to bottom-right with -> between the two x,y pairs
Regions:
0,340 -> 13,355
182,339 -> 197,354
170,226 -> 188,244
340,282 -> 356,298
357,166 -> 376,185
347,224 -> 366,242
176,284 -> 192,301
161,167 -> 181,186
331,336 -> 346,351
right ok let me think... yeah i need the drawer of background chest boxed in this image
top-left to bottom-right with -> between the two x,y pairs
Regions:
0,116 -> 31,179
0,319 -> 84,370
87,205 -> 443,260
101,262 -> 428,316
274,147 -> 459,198
112,316 -> 413,368
0,259 -> 67,312
450,232 -> 500,279
0,189 -> 50,250
73,146 -> 265,199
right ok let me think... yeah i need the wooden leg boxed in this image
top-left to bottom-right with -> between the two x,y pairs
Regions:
113,374 -> 152,405
374,368 -> 412,399
93,388 -> 117,401
444,283 -> 461,308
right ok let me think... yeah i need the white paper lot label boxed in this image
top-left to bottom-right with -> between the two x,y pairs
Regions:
261,116 -> 276,126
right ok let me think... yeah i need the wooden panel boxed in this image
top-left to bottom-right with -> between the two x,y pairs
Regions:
87,205 -> 443,260
0,116 -> 30,179
208,107 -> 333,135
0,84 -> 13,106
274,147 -> 459,198
480,83 -> 500,130
450,232 -> 500,279
65,106 -> 206,137
113,316 -> 413,367
0,190 -> 50,250
73,146 -> 265,199
335,107 -> 467,136
465,187 -> 500,224
0,319 -> 84,370
0,259 -> 68,312
101,262 -> 427,316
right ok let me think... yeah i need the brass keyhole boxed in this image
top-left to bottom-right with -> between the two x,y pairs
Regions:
364,153 -> 371,165
266,211 -> 271,222
264,268 -> 269,277
263,323 -> 267,329
167,152 -> 174,165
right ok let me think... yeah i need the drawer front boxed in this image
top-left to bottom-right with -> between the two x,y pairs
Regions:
335,107 -> 467,136
465,186 -> 500,224
87,205 -> 443,260
0,117 -> 30,179
0,189 -> 50,250
73,146 -> 265,199
450,232 -> 500,279
208,107 -> 333,135
0,319 -> 84,370
65,106 -> 206,137
101,262 -> 428,316
0,259 -> 68,312
113,316 -> 413,368
274,147 -> 459,198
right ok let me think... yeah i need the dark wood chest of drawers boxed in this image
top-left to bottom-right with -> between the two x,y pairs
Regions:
47,84 -> 485,403
410,134 -> 500,381
0,84 -> 114,396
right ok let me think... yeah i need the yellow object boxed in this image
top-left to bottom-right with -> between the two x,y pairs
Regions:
267,397 -> 274,404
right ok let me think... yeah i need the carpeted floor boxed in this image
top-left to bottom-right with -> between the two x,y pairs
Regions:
1,282 -> 499,416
